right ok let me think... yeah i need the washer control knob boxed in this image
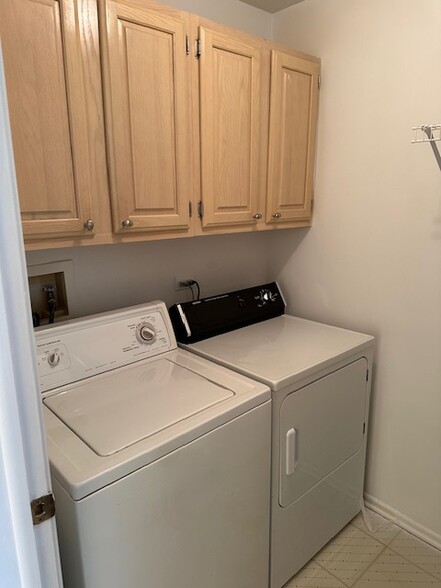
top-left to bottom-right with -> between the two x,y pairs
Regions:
47,352 -> 60,367
137,323 -> 157,344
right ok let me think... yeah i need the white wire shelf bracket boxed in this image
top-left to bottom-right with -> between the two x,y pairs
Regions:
412,124 -> 441,143
412,124 -> 441,172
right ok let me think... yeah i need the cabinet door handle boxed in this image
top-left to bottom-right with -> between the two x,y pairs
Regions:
286,428 -> 297,476
273,212 -> 282,219
122,219 -> 134,229
252,213 -> 263,220
83,219 -> 94,231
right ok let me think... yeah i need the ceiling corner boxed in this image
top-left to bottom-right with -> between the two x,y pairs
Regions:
239,0 -> 305,14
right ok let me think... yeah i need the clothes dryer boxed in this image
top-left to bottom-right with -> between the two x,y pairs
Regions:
170,284 -> 374,588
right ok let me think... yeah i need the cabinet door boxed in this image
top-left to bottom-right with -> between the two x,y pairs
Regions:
267,50 -> 320,224
0,0 -> 96,240
100,1 -> 192,235
198,25 -> 266,229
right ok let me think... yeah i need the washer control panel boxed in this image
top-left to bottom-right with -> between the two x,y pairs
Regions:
35,301 -> 175,393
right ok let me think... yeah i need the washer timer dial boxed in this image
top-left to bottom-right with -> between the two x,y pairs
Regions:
136,322 -> 157,344
47,352 -> 60,367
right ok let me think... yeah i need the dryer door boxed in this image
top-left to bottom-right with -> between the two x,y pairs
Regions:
279,358 -> 368,507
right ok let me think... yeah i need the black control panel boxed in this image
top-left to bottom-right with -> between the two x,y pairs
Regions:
169,282 -> 285,344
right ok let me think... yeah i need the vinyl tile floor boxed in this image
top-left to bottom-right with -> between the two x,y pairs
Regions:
284,509 -> 441,587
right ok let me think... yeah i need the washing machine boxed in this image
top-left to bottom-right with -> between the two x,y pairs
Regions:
35,301 -> 271,588
169,283 -> 374,588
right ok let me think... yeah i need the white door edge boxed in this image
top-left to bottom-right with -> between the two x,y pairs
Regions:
0,40 -> 63,588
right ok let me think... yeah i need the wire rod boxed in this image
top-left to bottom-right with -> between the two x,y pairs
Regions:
412,124 -> 441,172
422,126 -> 441,172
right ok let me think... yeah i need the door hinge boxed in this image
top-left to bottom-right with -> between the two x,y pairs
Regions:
198,200 -> 204,218
318,74 -> 321,89
189,201 -> 193,218
185,35 -> 190,56
195,38 -> 202,59
366,369 -> 369,382
31,493 -> 55,526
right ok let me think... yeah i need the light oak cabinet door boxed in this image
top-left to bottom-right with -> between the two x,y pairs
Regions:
198,24 -> 267,229
0,0 -> 97,240
100,0 -> 193,235
267,50 -> 320,225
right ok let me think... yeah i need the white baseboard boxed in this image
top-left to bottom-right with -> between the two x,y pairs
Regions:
365,493 -> 441,551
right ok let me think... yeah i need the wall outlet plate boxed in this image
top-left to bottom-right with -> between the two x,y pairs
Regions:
174,277 -> 195,291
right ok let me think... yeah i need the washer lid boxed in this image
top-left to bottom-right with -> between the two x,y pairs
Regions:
43,358 -> 234,457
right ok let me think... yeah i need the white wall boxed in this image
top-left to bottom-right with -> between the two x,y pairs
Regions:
272,0 -> 441,544
26,233 -> 271,317
26,0 -> 273,318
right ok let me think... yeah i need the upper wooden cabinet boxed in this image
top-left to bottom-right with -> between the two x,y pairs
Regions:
99,0 -> 193,235
0,0 -> 105,242
267,50 -> 320,225
197,23 -> 268,230
1,0 -> 320,249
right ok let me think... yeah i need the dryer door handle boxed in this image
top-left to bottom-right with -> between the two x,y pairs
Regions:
286,428 -> 297,476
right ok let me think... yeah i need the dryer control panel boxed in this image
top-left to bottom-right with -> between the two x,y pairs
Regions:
35,301 -> 175,393
169,282 -> 285,344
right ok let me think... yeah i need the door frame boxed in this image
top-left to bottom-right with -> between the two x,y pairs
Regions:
0,41 -> 63,588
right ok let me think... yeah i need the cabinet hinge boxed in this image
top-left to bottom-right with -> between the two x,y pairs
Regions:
318,74 -> 321,89
185,35 -> 190,56
198,200 -> 204,218
195,38 -> 202,59
31,493 -> 55,526
189,201 -> 193,218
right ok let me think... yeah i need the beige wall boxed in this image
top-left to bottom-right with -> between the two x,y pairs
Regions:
272,0 -> 441,545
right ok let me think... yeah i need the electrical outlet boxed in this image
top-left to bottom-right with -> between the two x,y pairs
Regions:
174,277 -> 195,291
